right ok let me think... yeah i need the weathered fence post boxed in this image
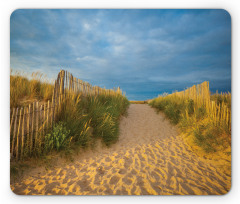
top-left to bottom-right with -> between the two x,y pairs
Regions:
10,108 -> 16,136
39,105 -> 43,151
47,100 -> 50,130
11,108 -> 18,157
35,102 -> 39,152
27,105 -> 30,155
16,108 -> 23,160
43,103 -> 46,137
21,108 -> 25,160
30,102 -> 35,155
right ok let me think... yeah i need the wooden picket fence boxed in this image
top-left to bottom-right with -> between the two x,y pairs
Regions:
171,81 -> 211,108
10,70 -> 123,160
169,81 -> 231,131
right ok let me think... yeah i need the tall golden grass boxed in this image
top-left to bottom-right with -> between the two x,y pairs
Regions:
167,81 -> 231,132
10,70 -> 54,108
149,81 -> 231,166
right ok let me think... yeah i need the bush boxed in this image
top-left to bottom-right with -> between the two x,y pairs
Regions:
165,103 -> 182,124
149,98 -> 184,124
44,122 -> 72,153
192,123 -> 222,153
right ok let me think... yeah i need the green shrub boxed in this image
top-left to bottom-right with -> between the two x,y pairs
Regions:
193,124 -> 220,153
166,102 -> 184,124
44,122 -> 72,153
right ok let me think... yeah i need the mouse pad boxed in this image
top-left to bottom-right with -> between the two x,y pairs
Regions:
10,9 -> 231,195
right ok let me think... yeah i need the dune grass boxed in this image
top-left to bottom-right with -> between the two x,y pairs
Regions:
11,89 -> 129,159
57,93 -> 129,150
10,70 -> 54,108
22,92 -> 129,160
149,82 -> 231,164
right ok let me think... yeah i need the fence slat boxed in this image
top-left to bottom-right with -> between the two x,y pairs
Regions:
64,70 -> 67,99
21,108 -> 25,160
11,108 -> 18,157
47,100 -> 50,130
71,75 -> 74,93
27,105 -> 30,155
16,108 -> 22,160
68,73 -> 71,93
64,71 -> 68,92
35,102 -> 39,151
10,108 -> 16,136
43,103 -> 46,136
62,70 -> 65,99
39,105 -> 43,151
59,73 -> 62,112
30,103 -> 34,154
52,81 -> 56,123
51,100 -> 54,129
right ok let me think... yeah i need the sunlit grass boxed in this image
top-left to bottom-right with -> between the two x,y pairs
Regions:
57,93 -> 129,149
149,82 -> 231,158
10,69 -> 54,108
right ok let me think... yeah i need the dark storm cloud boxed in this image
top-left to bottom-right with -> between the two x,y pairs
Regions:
10,9 -> 231,100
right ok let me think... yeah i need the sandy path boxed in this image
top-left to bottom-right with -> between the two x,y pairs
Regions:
11,104 -> 231,195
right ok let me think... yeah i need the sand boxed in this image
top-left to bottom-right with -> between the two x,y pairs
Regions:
11,104 -> 231,195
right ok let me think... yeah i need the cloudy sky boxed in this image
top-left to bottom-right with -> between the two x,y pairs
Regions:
10,9 -> 231,100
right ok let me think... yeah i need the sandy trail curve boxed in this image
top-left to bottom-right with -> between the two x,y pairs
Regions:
11,104 -> 231,195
